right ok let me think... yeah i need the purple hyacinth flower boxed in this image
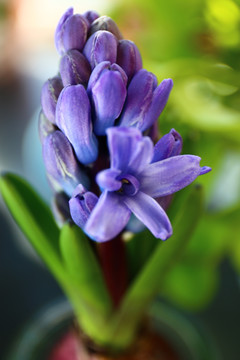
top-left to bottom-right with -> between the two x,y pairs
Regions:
38,111 -> 57,143
119,69 -> 173,132
152,128 -> 183,163
69,184 -> 98,228
55,8 -> 88,55
83,30 -> 118,69
87,61 -> 127,135
59,49 -> 91,87
43,130 -> 88,197
117,40 -> 142,81
82,10 -> 99,25
84,127 -> 211,242
89,16 -> 123,40
56,84 -> 98,165
41,76 -> 63,124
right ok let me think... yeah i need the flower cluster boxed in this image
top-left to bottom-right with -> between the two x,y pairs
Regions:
39,8 -> 211,242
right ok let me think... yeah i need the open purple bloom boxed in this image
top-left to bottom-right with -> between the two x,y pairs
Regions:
82,127 -> 211,242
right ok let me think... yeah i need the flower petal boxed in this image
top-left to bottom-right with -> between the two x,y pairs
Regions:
118,69 -> 157,128
106,127 -> 142,173
89,16 -> 123,40
139,155 -> 203,198
56,84 -> 98,165
42,131 -> 88,196
152,128 -> 182,163
91,67 -> 127,135
124,191 -> 172,240
41,76 -> 63,124
140,78 -> 173,131
85,191 -> 131,242
69,185 -> 98,228
83,30 -> 117,69
59,49 -> 91,86
55,8 -> 73,55
96,169 -> 122,191
117,40 -> 142,81
127,136 -> 154,174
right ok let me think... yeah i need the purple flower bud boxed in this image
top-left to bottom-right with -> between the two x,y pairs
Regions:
117,40 -> 142,81
38,111 -> 57,143
52,192 -> 71,225
55,9 -> 88,55
59,50 -> 91,87
89,16 -> 123,40
69,184 -> 98,228
119,69 -> 173,132
152,128 -> 183,163
55,8 -> 73,55
43,131 -> 88,197
41,76 -> 63,124
56,85 -> 98,165
87,62 -> 127,135
82,10 -> 99,25
83,30 -> 118,69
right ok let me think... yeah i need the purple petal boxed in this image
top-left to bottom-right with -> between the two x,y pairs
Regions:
152,128 -> 182,163
168,129 -> 183,156
96,169 -> 122,191
89,16 -> 123,40
140,78 -> 173,132
85,191 -> 131,242
118,69 -> 157,128
91,68 -> 127,135
87,61 -> 127,95
83,30 -> 118,69
57,14 -> 88,55
55,8 -> 73,55
117,40 -> 142,81
43,131 -> 88,196
124,191 -> 172,240
82,10 -> 99,25
200,166 -> 212,175
38,111 -> 57,143
127,136 -> 154,174
59,49 -> 91,86
69,185 -> 98,228
56,85 -> 98,165
106,127 -> 142,173
41,76 -> 63,124
139,155 -> 204,198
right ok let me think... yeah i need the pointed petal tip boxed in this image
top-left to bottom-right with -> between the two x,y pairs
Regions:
200,166 -> 212,175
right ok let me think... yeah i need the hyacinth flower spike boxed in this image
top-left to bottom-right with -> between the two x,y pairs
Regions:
69,127 -> 211,242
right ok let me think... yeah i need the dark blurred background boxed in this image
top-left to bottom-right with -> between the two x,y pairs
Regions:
0,0 -> 240,358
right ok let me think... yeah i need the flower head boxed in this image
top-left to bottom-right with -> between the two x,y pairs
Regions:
73,127 -> 210,242
40,8 -> 211,242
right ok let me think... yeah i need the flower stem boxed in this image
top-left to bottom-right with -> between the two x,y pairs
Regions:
98,235 -> 127,308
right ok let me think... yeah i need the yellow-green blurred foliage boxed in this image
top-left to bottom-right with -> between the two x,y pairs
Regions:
111,0 -> 240,310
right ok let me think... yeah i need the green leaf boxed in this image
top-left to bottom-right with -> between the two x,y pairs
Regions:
0,173 -> 64,280
60,223 -> 112,316
104,185 -> 204,349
